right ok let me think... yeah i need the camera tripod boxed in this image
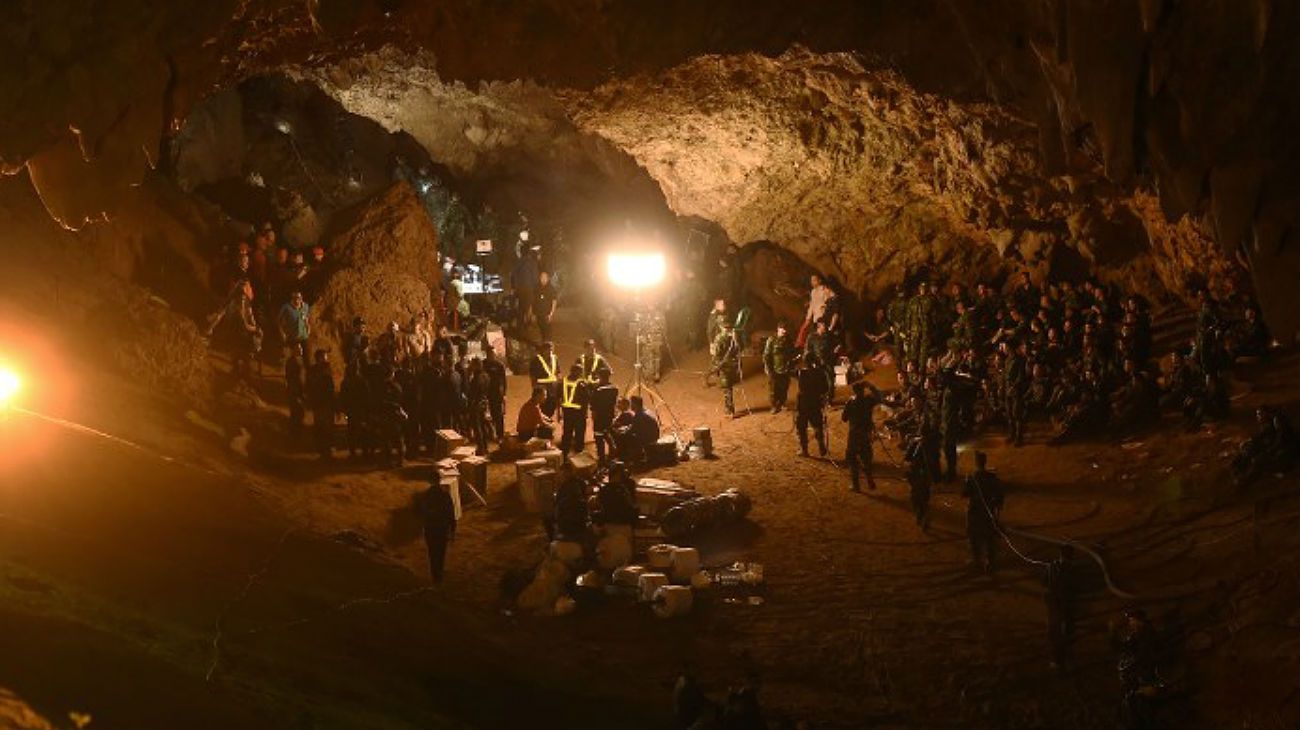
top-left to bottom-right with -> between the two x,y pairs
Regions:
625,308 -> 687,443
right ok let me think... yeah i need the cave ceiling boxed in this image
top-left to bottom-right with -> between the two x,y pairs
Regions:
2,0 -> 1299,336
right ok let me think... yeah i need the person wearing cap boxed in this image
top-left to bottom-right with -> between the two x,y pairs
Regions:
343,316 -> 369,367
577,339 -> 612,384
961,450 -> 1004,572
529,341 -> 560,418
842,379 -> 883,491
712,320 -> 742,417
558,362 -> 591,455
762,322 -> 796,414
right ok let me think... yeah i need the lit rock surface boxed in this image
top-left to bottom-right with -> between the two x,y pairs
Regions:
309,181 -> 441,358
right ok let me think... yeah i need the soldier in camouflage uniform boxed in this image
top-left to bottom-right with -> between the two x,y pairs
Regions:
906,282 -> 940,368
704,299 -> 730,386
762,322 -> 796,414
886,284 -> 911,363
636,306 -> 668,383
712,321 -> 741,417
1002,340 -> 1030,446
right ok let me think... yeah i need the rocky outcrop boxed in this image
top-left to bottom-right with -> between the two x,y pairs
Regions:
566,48 -> 1238,309
2,0 -> 1298,339
308,181 -> 440,359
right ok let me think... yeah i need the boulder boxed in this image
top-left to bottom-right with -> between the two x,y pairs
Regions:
309,182 -> 441,360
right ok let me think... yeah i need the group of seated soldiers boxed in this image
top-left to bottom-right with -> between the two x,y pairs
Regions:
875,274 -> 1286,485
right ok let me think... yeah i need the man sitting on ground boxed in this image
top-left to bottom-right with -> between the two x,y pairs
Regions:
612,395 -> 660,464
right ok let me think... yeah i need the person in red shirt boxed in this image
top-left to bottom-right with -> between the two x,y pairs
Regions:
515,387 -> 554,440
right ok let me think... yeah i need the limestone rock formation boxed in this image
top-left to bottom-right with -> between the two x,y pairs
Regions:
565,48 -> 1239,309
308,181 -> 440,359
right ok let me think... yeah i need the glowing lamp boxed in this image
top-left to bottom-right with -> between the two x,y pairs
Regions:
273,119 -> 293,135
0,368 -> 20,407
607,252 -> 666,290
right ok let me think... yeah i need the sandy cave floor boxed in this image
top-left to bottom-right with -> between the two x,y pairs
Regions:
3,305 -> 1300,729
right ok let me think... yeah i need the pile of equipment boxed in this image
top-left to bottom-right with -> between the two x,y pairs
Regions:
512,473 -> 759,619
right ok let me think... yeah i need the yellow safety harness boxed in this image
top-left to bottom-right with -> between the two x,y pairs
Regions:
582,353 -> 605,382
562,377 -> 583,409
535,353 -> 558,383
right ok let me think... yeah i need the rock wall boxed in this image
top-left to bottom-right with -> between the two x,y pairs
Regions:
308,181 -> 441,360
2,0 -> 1298,340
566,48 -> 1239,310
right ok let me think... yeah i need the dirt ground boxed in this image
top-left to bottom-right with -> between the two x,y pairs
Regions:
3,306 -> 1299,729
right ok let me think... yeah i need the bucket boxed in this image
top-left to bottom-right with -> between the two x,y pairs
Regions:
692,426 -> 713,457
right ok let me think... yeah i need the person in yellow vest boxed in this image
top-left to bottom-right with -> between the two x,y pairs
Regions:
559,362 -> 591,454
576,338 -> 612,384
529,340 -> 560,417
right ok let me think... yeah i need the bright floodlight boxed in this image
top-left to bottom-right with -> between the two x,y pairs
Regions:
0,368 -> 20,407
607,251 -> 666,290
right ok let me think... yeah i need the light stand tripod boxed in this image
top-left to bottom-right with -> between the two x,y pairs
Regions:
625,305 -> 687,443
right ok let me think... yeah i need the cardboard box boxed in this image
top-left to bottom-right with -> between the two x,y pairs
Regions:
634,479 -> 695,518
537,448 -> 565,470
515,457 -> 547,485
435,429 -> 467,459
568,452 -> 598,479
458,455 -> 489,496
524,437 -> 551,453
519,467 -> 557,514
450,445 -> 478,461
439,473 -> 462,520
648,437 -> 678,466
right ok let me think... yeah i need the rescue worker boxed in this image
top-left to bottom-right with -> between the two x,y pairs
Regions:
636,305 -> 667,383
904,417 -> 932,528
762,322 -> 795,414
886,284 -> 911,362
482,346 -> 508,441
706,299 -> 729,362
589,368 -> 619,466
421,480 -> 457,584
1002,340 -> 1029,446
962,451 -> 1004,572
529,340 -> 560,418
842,380 -> 882,491
795,353 -> 830,457
907,281 -> 940,368
463,357 -> 494,454
712,321 -> 742,417
305,349 -> 335,460
576,338 -> 611,383
558,362 -> 590,455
